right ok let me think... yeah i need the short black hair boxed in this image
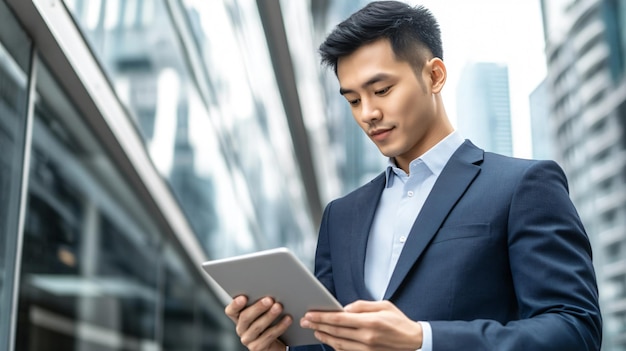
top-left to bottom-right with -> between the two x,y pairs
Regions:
319,1 -> 443,74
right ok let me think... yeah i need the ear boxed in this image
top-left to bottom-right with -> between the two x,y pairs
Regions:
427,58 -> 446,94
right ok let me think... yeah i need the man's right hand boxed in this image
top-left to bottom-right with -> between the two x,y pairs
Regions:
225,295 -> 292,351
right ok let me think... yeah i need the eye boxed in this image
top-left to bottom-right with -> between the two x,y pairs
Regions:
347,98 -> 361,106
375,86 -> 391,96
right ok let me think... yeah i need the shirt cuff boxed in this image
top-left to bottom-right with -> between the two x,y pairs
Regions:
417,321 -> 432,351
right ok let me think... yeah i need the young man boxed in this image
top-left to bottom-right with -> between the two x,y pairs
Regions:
225,1 -> 602,350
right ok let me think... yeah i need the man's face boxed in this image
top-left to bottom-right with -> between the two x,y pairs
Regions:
337,38 -> 443,169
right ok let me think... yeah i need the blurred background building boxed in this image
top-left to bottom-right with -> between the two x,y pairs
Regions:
456,62 -> 514,156
541,0 -> 626,349
529,79 -> 554,160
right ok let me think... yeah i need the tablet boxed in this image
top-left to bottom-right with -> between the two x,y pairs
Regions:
201,247 -> 342,346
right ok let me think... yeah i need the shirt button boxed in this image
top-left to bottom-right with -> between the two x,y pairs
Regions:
407,191 -> 414,197
399,236 -> 407,243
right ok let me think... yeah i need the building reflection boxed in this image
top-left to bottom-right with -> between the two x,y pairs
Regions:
63,0 -> 317,261
11,57 -> 238,349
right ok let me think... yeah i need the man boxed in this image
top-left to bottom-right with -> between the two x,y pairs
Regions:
225,1 -> 602,350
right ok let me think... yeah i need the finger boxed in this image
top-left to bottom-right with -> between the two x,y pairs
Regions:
312,330 -> 362,351
303,311 -> 365,329
344,299 -> 392,312
236,298 -> 283,339
240,301 -> 285,344
303,318 -> 363,342
246,314 -> 292,350
225,295 -> 248,323
236,297 -> 274,336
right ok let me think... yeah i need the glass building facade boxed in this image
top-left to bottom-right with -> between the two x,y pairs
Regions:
0,0 -> 339,350
0,2 -> 32,349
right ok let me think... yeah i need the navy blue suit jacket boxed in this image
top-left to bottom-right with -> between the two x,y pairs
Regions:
296,141 -> 601,350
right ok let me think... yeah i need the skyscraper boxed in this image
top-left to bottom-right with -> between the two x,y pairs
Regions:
529,79 -> 554,160
542,0 -> 626,349
456,62 -> 514,156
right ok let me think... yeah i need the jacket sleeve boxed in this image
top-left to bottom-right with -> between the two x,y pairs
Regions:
429,160 -> 602,350
314,201 -> 335,296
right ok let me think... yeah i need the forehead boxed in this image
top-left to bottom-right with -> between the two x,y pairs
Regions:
336,39 -> 413,88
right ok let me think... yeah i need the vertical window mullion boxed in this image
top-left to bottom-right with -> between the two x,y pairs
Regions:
7,49 -> 37,351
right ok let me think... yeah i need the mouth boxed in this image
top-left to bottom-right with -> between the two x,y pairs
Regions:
369,127 -> 394,141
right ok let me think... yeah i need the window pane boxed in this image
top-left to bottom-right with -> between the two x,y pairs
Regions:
181,0 -> 317,260
161,244 -> 240,351
15,59 -> 240,350
0,0 -> 32,348
16,61 -> 162,351
63,0 -> 260,258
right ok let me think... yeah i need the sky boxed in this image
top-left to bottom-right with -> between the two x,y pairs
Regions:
406,0 -> 548,158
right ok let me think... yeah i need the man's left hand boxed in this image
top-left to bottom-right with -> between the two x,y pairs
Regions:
300,300 -> 422,351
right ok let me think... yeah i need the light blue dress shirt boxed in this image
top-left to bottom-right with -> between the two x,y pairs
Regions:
364,131 -> 464,351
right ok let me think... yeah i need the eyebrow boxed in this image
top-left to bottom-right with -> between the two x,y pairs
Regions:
339,73 -> 393,95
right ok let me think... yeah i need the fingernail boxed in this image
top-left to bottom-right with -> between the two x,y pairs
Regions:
262,297 -> 272,306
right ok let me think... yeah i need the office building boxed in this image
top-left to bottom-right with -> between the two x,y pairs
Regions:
529,79 -> 555,160
0,0 -> 341,350
456,62 -> 514,156
542,0 -> 626,349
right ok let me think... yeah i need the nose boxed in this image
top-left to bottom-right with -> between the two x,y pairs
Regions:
359,98 -> 382,124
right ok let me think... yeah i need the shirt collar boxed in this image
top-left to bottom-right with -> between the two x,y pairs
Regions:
384,131 -> 465,187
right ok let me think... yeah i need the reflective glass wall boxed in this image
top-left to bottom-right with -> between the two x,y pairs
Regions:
15,60 -> 239,351
1,0 -> 327,348
62,0 -> 317,261
179,0 -> 317,257
0,2 -> 32,349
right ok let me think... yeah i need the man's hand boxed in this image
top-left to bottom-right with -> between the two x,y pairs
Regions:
225,295 -> 291,351
300,300 -> 423,351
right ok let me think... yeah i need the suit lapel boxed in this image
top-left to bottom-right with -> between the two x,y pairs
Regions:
383,141 -> 484,300
350,173 -> 386,300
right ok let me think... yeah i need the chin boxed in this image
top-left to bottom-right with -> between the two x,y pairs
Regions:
379,149 -> 400,159
374,142 -> 403,159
